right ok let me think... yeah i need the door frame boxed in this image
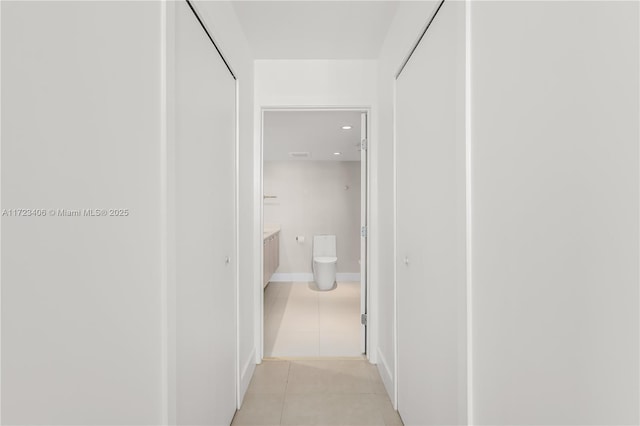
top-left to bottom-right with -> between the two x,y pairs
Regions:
256,106 -> 372,361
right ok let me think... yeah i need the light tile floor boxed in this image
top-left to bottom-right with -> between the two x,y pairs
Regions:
231,359 -> 403,426
264,282 -> 362,357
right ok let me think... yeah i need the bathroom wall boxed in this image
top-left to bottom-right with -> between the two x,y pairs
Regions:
264,161 -> 361,276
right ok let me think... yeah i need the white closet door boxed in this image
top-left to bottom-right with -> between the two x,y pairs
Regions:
174,1 -> 237,425
395,1 -> 466,425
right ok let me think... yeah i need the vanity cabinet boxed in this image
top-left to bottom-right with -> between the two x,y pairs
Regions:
263,231 -> 280,287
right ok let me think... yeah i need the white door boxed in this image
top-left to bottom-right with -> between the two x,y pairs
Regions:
395,1 -> 466,425
174,1 -> 237,424
360,112 -> 368,353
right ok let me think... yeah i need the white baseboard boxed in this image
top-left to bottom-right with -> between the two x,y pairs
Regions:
269,272 -> 361,283
239,347 -> 256,408
377,348 -> 394,403
270,272 -> 313,282
337,273 -> 361,282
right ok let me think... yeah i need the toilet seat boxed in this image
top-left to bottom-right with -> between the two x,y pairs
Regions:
314,256 -> 337,264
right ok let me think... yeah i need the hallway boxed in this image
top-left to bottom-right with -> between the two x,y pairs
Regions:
1,0 -> 638,425
232,359 -> 401,426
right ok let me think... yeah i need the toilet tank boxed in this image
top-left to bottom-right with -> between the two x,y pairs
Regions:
313,235 -> 336,257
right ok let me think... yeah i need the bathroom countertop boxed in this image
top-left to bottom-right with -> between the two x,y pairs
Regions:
263,227 -> 280,240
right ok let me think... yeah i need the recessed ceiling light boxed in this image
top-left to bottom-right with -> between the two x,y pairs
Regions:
333,152 -> 342,156
341,125 -> 352,130
289,152 -> 310,158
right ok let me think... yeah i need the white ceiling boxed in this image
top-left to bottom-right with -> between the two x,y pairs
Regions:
264,111 -> 362,161
231,1 -> 399,59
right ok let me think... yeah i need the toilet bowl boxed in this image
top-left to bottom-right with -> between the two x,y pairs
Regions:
313,235 -> 337,291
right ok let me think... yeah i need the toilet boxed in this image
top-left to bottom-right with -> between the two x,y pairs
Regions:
312,235 -> 337,291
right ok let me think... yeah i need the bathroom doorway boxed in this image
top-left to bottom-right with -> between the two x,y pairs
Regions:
259,108 -> 369,358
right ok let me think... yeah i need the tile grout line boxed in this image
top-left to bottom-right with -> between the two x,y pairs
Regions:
317,290 -> 321,357
271,282 -> 362,358
279,361 -> 292,426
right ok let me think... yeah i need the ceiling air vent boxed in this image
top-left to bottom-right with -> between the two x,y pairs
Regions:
289,152 -> 311,159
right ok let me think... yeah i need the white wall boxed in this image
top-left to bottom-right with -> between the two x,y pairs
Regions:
192,0 -> 256,407
375,0 -> 440,405
264,161 -> 361,274
470,1 -> 639,424
1,1 -> 163,424
255,60 -> 377,108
